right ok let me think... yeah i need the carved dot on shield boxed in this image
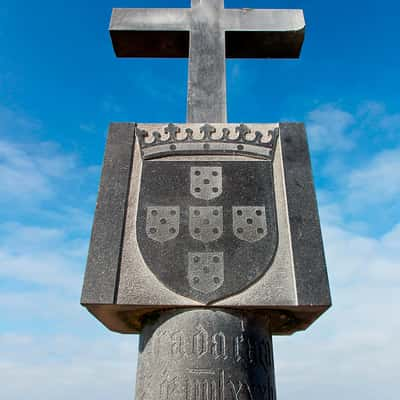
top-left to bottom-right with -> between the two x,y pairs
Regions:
203,219 -> 210,225
204,179 -> 210,184
170,144 -> 176,150
195,170 -> 201,176
193,256 -> 200,263
256,210 -> 262,216
212,187 -> 219,193
151,210 -> 158,216
237,228 -> 243,234
214,277 -> 220,284
257,228 -> 264,234
194,209 -> 200,216
203,267 -> 209,274
170,209 -> 176,216
160,218 -> 167,224
213,209 -> 219,216
213,256 -> 220,263
247,218 -> 253,225
169,228 -> 176,234
237,144 -> 244,150
150,228 -> 157,234
213,228 -> 219,234
193,277 -> 200,284
212,170 -> 218,176
194,228 -> 201,234
195,187 -> 201,193
237,210 -> 242,216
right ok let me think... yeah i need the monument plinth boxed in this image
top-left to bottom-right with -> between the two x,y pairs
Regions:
81,1 -> 331,399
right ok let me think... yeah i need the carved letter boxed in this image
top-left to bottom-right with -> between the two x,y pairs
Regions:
171,330 -> 186,358
160,376 -> 177,400
229,380 -> 244,400
193,325 -> 209,358
211,332 -> 227,360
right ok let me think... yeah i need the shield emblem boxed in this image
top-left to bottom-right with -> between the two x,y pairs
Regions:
135,123 -> 279,304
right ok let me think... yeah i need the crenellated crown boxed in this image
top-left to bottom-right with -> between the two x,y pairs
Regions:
135,123 -> 279,160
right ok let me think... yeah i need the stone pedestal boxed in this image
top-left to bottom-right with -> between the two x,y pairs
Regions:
135,309 -> 276,400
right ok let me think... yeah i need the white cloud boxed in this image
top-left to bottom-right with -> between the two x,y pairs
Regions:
275,221 -> 400,400
0,333 -> 138,400
1,101 -> 399,399
0,139 -> 77,203
0,105 -> 42,134
347,147 -> 400,205
307,104 -> 355,151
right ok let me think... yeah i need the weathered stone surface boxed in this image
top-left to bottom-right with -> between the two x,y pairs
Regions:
135,309 -> 276,400
81,122 -> 331,334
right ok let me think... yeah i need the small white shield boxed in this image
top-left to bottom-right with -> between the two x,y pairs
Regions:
188,252 -> 224,294
146,206 -> 180,243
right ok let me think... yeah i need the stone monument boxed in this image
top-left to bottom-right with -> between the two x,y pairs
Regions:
81,1 -> 331,399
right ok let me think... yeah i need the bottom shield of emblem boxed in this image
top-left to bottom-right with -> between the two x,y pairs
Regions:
188,252 -> 224,294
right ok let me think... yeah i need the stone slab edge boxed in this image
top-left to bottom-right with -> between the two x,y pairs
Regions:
280,123 -> 331,307
81,123 -> 136,304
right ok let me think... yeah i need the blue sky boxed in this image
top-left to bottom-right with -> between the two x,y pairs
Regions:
0,0 -> 399,399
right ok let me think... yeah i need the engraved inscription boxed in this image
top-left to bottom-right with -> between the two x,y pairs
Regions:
148,324 -> 273,371
185,369 -> 224,400
188,252 -> 224,294
146,206 -> 180,242
232,206 -> 267,242
149,323 -> 276,400
190,206 -> 223,242
190,167 -> 222,200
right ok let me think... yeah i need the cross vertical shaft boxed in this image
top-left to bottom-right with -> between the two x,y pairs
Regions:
188,0 -> 226,123
110,2 -> 305,124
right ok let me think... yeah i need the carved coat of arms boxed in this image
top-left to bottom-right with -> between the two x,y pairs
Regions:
135,123 -> 279,303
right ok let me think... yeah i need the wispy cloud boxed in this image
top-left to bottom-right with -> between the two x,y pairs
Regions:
275,220 -> 400,400
79,123 -> 97,134
307,104 -> 355,151
0,333 -> 138,400
0,139 -> 77,203
347,147 -> 400,205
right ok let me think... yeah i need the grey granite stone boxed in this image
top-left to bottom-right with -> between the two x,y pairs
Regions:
81,123 -> 135,305
135,309 -> 276,400
81,122 -> 331,335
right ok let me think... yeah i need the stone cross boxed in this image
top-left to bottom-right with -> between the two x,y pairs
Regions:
82,2 -> 331,399
110,0 -> 305,123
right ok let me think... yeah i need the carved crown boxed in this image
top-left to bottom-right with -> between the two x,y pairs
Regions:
136,123 -> 279,160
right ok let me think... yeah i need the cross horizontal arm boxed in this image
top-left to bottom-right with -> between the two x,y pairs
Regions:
110,7 -> 305,59
110,8 -> 191,58
223,9 -> 305,58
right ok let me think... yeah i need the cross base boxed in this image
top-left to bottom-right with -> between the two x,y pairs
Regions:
135,309 -> 276,400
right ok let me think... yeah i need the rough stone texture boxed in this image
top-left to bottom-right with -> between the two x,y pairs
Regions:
81,122 -> 331,335
81,123 -> 135,304
135,309 -> 276,400
280,123 -> 331,306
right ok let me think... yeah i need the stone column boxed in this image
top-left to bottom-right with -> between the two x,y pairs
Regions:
135,309 -> 276,400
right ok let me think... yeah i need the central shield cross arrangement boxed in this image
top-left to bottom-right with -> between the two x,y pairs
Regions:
136,123 -> 279,303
